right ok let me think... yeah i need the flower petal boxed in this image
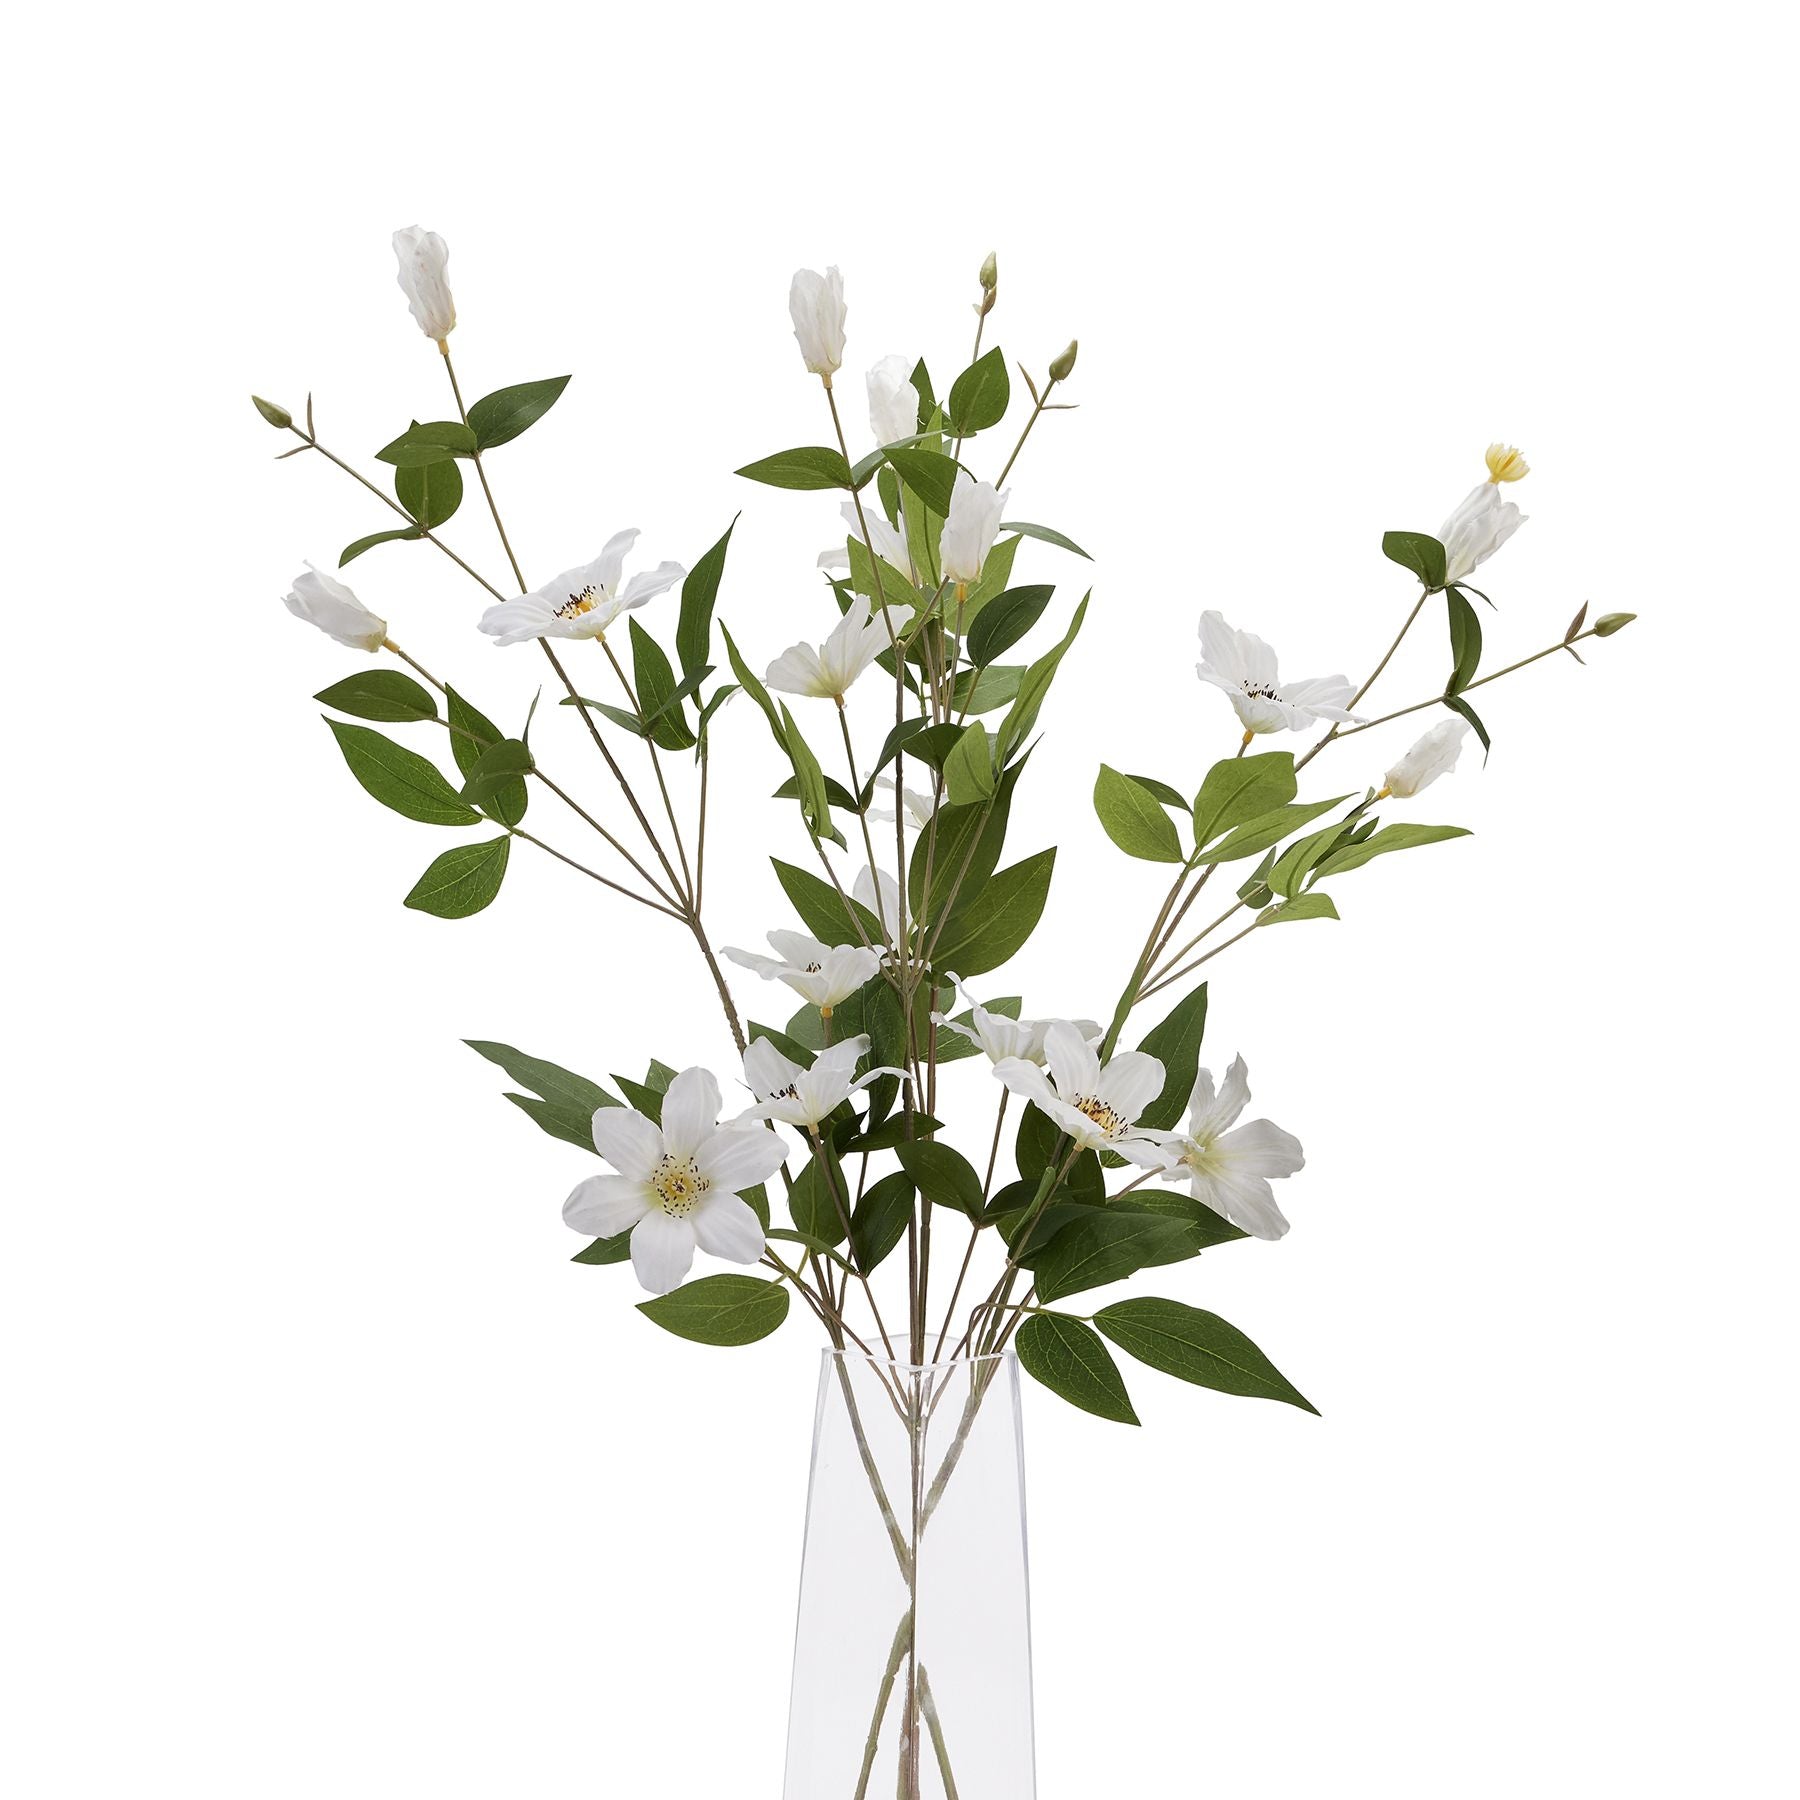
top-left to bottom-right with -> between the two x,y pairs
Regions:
1095,1050 -> 1165,1125
659,1067 -> 722,1159
591,1106 -> 664,1180
1042,1021 -> 1101,1101
617,560 -> 684,607
593,528 -> 639,595
1218,1118 -> 1305,1179
629,1209 -> 697,1293
743,1034 -> 804,1099
563,1173 -> 651,1238
695,1124 -> 789,1194
690,1191 -> 767,1264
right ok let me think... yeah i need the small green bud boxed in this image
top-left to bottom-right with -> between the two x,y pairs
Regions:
978,251 -> 998,292
252,395 -> 293,430
1048,339 -> 1078,382
1593,611 -> 1637,637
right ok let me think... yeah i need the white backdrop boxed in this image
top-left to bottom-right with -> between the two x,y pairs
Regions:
5,3 -> 1795,1795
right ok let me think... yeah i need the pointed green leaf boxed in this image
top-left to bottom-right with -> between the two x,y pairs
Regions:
1203,795 -> 1349,863
395,458 -> 462,528
325,720 -> 479,824
1257,891 -> 1340,925
459,737 -> 534,808
735,446 -> 853,490
339,526 -> 425,567
1094,765 -> 1183,863
467,376 -> 572,450
1446,588 -> 1482,694
895,1141 -> 983,1218
1033,1212 -> 1201,1303
403,836 -> 510,918
629,618 -> 697,751
932,848 -> 1055,978
947,345 -> 1011,435
1094,1297 -> 1317,1413
1314,823 -> 1471,879
996,595 -> 1088,764
1016,1313 -> 1140,1424
885,445 -> 962,516
966,584 -> 1053,667
1381,531 -> 1447,589
676,517 -> 737,679
445,687 -> 527,825
1192,752 -> 1297,847
1133,983 -> 1209,1131
943,722 -> 996,806
314,670 -> 437,724
637,1275 -> 790,1346
850,1172 -> 916,1273
375,419 -> 476,466
999,520 -> 1092,559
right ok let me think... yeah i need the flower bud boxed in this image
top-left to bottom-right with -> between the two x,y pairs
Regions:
1485,442 -> 1529,483
392,226 -> 456,343
978,250 -> 998,291
1048,339 -> 1078,382
1593,611 -> 1637,637
252,395 -> 292,430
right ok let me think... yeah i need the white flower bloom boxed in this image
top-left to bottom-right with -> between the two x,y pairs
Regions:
870,774 -> 934,829
1196,611 -> 1360,736
765,594 -> 899,701
1150,1056 -> 1304,1241
477,530 -> 683,647
283,563 -> 388,652
724,930 -> 881,1015
867,355 -> 918,446
391,225 -> 455,343
852,865 -> 903,933
1438,447 -> 1529,587
991,1021 -> 1169,1167
933,975 -> 1100,1068
817,500 -> 910,576
789,266 -> 847,379
939,475 -> 1010,586
740,1034 -> 906,1132
562,1067 -> 787,1294
1382,718 -> 1470,798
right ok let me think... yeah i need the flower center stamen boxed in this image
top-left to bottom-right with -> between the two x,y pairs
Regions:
556,584 -> 603,621
1073,1094 -> 1126,1136
652,1154 -> 709,1218
1240,680 -> 1282,701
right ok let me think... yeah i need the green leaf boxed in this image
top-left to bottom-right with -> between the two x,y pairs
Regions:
1314,822 -> 1471,879
314,670 -> 437,724
339,526 -> 424,567
1016,1314 -> 1140,1425
966,584 -> 1053,666
571,1232 -> 632,1265
445,687 -> 526,826
375,419 -> 476,466
467,376 -> 572,450
1257,891 -> 1340,925
932,848 -> 1055,978
1118,772 -> 1189,810
1094,765 -> 1183,863
943,722 -> 995,806
467,1039 -> 617,1151
459,737 -> 534,808
947,665 -> 1024,717
1133,982 -> 1209,1131
1203,795 -> 1349,863
403,836 -> 511,918
637,1275 -> 790,1346
947,346 -> 1011,435
995,594 -> 1088,764
395,458 -> 462,529
1381,531 -> 1447,590
720,623 -> 788,746
1192,752 -> 1297,847
676,517 -> 736,679
960,534 -> 1021,623
999,520 -> 1092,559
1442,692 -> 1492,755
895,1141 -> 984,1218
790,1146 -> 851,1246
772,771 -> 861,813
1446,588 -> 1482,694
1094,1297 -> 1317,1413
1033,1211 -> 1200,1303
772,859 -> 883,947
629,618 -> 697,751
325,720 -> 480,825
885,445 -> 963,516
850,1172 -> 916,1273
1113,1190 -> 1246,1249
735,446 -> 852,491
779,703 -> 835,840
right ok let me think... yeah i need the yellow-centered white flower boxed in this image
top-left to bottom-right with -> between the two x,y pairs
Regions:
477,530 -> 683,647
1149,1056 -> 1304,1240
724,930 -> 881,1015
391,226 -> 455,343
932,975 -> 1100,1068
1439,445 -> 1529,587
283,564 -> 388,652
740,1034 -> 907,1133
940,474 -> 1010,586
765,594 -> 901,701
867,355 -> 919,446
789,266 -> 847,379
991,1022 -> 1169,1167
1197,611 -> 1359,735
562,1067 -> 787,1294
1382,718 -> 1470,798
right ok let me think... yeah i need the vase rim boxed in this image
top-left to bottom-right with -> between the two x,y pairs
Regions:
821,1342 -> 1014,1374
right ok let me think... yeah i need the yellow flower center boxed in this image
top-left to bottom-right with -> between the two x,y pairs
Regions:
652,1154 -> 709,1218
1073,1094 -> 1126,1136
556,584 -> 602,621
1485,443 -> 1529,483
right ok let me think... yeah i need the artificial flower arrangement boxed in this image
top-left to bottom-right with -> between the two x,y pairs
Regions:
256,230 -> 1634,1798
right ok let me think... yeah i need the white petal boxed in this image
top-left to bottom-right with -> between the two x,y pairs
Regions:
563,1174 -> 651,1238
659,1067 -> 722,1159
690,1192 -> 767,1264
992,1056 -> 1060,1116
1095,1050 -> 1166,1125
591,1106 -> 664,1180
723,945 -> 786,983
766,644 -> 828,696
694,1124 -> 789,1193
767,928 -> 832,966
629,1210 -> 697,1293
743,1034 -> 804,1099
1042,1021 -> 1102,1102
1218,1118 -> 1305,1180
593,528 -> 639,595
1197,1166 -> 1291,1240
616,561 -> 684,607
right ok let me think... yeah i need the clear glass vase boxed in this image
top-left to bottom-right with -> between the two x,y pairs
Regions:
783,1348 -> 1036,1800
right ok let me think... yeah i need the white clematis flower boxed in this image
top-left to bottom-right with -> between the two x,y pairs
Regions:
1150,1056 -> 1304,1240
940,475 -> 1010,586
991,1022 -> 1169,1167
1196,611 -> 1360,736
477,530 -> 683,647
933,975 -> 1100,1068
724,930 -> 881,1015
562,1067 -> 787,1294
817,500 -> 911,576
740,1034 -> 907,1133
284,564 -> 388,652
868,355 -> 919,446
870,774 -> 934,829
765,594 -> 900,701
789,266 -> 847,380
391,226 -> 456,344
1438,445 -> 1529,587
1382,718 -> 1470,798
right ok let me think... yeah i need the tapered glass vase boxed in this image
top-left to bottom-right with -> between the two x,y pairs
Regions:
783,1349 -> 1036,1800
